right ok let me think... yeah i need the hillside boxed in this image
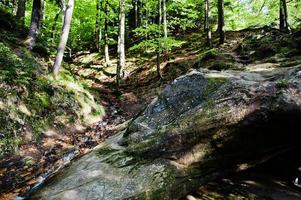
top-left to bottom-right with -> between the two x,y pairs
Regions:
1,0 -> 301,200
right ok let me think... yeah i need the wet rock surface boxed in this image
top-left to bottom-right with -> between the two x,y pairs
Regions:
30,66 -> 301,200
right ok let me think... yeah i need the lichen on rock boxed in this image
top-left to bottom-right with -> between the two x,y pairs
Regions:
30,66 -> 301,200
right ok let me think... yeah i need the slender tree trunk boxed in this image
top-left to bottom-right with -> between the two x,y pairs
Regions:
134,0 -> 138,28
279,0 -> 291,33
95,0 -> 101,51
117,0 -> 126,87
204,0 -> 212,47
27,0 -> 43,50
16,0 -> 26,27
156,0 -> 163,80
139,0 -> 143,26
162,0 -> 167,38
104,0 -> 110,65
12,0 -> 17,15
217,0 -> 225,44
53,0 -> 74,75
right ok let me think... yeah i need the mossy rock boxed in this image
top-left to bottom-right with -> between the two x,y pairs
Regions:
30,67 -> 301,199
237,29 -> 301,61
208,61 -> 233,71
199,48 -> 219,62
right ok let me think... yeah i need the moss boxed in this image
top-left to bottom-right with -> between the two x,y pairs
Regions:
123,76 -> 227,158
199,48 -> 219,62
97,146 -> 120,156
238,30 -> 300,62
276,79 -> 289,90
0,42 -> 105,157
279,60 -> 301,68
262,56 -> 279,63
203,77 -> 227,99
209,61 -> 233,71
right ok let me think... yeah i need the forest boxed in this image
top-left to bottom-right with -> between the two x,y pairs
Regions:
0,0 -> 301,199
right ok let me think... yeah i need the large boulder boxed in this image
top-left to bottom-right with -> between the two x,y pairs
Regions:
30,66 -> 301,200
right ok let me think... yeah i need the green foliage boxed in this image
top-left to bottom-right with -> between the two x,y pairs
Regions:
129,37 -> 184,53
133,24 -> 161,39
0,42 -> 104,157
159,37 -> 186,51
130,24 -> 184,54
199,48 -> 219,62
4,0 -> 299,53
0,6 -> 18,31
168,0 -> 201,32
237,29 -> 300,61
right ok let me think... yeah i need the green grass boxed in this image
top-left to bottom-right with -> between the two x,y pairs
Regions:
0,42 -> 105,157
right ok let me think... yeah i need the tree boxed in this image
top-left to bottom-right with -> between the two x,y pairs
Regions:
162,0 -> 167,38
156,0 -> 163,79
204,0 -> 212,47
134,0 -> 139,28
16,0 -> 26,27
27,0 -> 44,50
217,0 -> 225,44
95,0 -> 101,51
104,0 -> 110,66
53,0 -> 74,75
279,0 -> 291,33
117,0 -> 126,87
12,0 -> 17,15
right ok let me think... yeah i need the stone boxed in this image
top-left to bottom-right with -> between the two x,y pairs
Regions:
30,66 -> 301,200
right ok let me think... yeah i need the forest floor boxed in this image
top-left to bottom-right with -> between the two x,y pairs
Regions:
1,28 -> 301,199
0,30 -> 203,199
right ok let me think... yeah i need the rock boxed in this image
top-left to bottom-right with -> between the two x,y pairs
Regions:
123,70 -> 208,144
30,67 -> 301,200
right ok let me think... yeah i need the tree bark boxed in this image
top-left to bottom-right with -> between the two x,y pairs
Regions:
139,0 -> 143,26
217,0 -> 225,44
52,0 -> 74,75
95,0 -> 101,51
156,0 -> 163,80
104,0 -> 110,66
279,0 -> 291,33
27,0 -> 44,50
117,0 -> 126,87
16,0 -> 26,27
162,0 -> 167,38
204,0 -> 212,47
12,0 -> 17,15
134,0 -> 138,28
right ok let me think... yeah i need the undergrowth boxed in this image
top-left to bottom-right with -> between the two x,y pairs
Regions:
0,42 -> 104,157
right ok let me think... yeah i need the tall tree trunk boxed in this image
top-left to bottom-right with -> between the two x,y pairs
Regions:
117,0 -> 126,87
217,0 -> 225,44
16,0 -> 26,27
139,0 -> 143,26
156,0 -> 163,80
27,0 -> 43,50
162,0 -> 167,38
104,0 -> 110,65
12,0 -> 17,15
134,0 -> 138,28
95,0 -> 101,51
53,0 -> 74,75
279,0 -> 291,33
204,0 -> 212,47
